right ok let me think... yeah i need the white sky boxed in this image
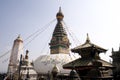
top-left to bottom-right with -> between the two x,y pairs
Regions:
0,0 -> 120,73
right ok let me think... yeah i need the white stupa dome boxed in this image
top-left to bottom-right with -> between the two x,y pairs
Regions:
33,54 -> 78,75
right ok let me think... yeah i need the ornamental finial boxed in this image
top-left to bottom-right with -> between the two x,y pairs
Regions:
56,7 -> 64,20
59,7 -> 62,13
86,33 -> 90,43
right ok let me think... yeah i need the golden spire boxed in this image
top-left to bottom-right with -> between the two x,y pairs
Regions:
56,7 -> 64,20
49,7 -> 70,54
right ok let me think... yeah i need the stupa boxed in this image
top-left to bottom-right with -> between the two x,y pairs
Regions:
33,7 -> 78,80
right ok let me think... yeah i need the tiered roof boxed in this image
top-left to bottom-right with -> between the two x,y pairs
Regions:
63,34 -> 112,69
71,34 -> 107,53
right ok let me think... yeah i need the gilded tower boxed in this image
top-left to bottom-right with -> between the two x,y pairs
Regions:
7,35 -> 23,75
49,7 -> 70,54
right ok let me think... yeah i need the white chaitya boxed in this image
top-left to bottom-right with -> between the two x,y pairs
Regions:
7,36 -> 37,80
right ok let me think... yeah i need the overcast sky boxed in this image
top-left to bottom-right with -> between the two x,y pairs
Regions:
1,0 -> 120,73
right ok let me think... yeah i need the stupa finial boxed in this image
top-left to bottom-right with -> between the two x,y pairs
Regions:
86,33 -> 90,43
56,7 -> 64,20
59,7 -> 62,13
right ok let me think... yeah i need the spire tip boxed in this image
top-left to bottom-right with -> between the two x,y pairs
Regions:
86,33 -> 90,43
59,7 -> 61,12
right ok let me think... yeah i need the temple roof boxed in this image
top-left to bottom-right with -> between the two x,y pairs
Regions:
71,34 -> 107,53
63,58 -> 113,69
63,34 -> 112,70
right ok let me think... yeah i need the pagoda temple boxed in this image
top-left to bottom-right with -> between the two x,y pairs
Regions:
63,34 -> 114,80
